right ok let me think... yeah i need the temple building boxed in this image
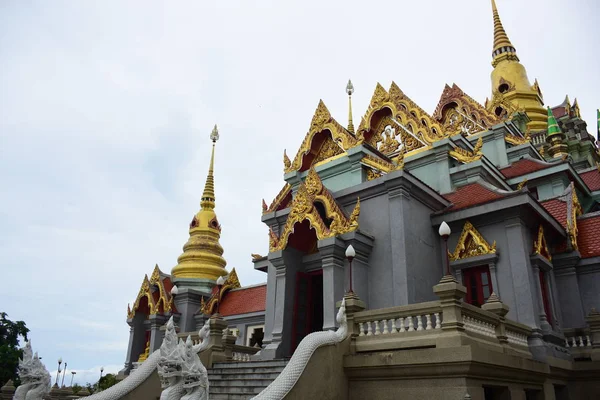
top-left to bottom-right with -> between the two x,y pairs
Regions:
119,0 -> 600,397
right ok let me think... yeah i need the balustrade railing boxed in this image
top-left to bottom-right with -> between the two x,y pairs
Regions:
354,301 -> 442,337
563,328 -> 593,358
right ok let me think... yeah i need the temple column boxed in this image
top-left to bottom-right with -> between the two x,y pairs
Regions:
260,248 -> 301,360
318,237 -> 346,331
530,263 -> 552,334
120,323 -> 135,375
553,252 -> 585,329
149,314 -> 169,352
173,287 -> 207,333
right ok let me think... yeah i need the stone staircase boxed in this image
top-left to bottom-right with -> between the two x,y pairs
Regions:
208,359 -> 288,399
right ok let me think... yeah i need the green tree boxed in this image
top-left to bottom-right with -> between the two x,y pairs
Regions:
0,312 -> 29,387
85,383 -> 96,394
72,384 -> 82,394
97,374 -> 118,391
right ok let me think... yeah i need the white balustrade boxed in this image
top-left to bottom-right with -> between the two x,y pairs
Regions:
565,334 -> 593,348
356,312 -> 442,337
462,315 -> 496,338
506,330 -> 528,347
232,352 -> 251,362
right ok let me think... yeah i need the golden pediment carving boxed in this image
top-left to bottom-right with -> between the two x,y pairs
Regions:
200,268 -> 241,315
357,82 -> 445,154
449,221 -> 497,261
285,101 -> 358,173
448,137 -> 483,163
533,225 -> 551,261
269,168 -> 360,252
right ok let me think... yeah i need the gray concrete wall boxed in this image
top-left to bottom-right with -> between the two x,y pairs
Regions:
577,261 -> 600,318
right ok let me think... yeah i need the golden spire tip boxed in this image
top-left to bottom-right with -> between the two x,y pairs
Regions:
346,79 -> 355,133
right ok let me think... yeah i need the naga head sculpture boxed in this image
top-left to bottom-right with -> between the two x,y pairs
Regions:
157,317 -> 183,387
16,342 -> 51,396
181,336 -> 205,389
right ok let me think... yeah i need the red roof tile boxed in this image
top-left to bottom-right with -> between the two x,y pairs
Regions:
578,215 -> 600,258
219,285 -> 267,317
443,182 -> 505,211
540,198 -> 567,227
500,159 -> 554,179
580,169 -> 600,191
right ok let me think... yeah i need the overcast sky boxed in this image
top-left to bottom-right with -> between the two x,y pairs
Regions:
1,0 -> 598,385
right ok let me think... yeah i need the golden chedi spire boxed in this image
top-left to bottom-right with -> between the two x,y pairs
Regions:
488,0 -> 547,132
171,125 -> 227,284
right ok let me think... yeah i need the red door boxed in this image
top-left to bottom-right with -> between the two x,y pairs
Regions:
463,266 -> 493,307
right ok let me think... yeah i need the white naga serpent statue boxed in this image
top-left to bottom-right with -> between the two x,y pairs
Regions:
251,298 -> 348,400
12,341 -> 51,400
78,317 -> 210,400
19,298 -> 347,400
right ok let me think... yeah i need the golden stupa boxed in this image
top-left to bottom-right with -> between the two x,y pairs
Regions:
171,125 -> 228,282
487,0 -> 547,132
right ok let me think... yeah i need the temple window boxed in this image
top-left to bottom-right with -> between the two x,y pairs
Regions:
246,325 -> 264,347
499,83 -> 509,93
463,266 -> 493,307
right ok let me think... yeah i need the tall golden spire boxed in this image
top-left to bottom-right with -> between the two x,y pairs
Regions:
487,0 -> 547,132
171,125 -> 227,284
491,0 -> 518,66
346,79 -> 355,133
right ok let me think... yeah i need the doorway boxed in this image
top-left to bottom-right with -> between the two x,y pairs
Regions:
291,270 -> 323,353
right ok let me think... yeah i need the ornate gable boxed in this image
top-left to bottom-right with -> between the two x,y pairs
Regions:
357,82 -> 445,157
533,225 -> 551,261
128,265 -> 174,319
449,221 -> 497,261
263,183 -> 292,214
433,84 -> 500,136
269,168 -> 360,252
285,101 -> 357,173
200,269 -> 241,315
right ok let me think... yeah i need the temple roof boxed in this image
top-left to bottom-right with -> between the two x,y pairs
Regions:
219,285 -> 267,317
578,213 -> 600,258
500,158 -> 556,179
580,168 -> 600,192
540,198 -> 568,228
443,182 -> 513,211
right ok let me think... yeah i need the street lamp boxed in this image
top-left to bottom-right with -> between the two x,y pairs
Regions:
345,245 -> 356,294
215,275 -> 225,316
70,372 -> 76,387
55,358 -> 62,386
61,362 -> 67,387
438,221 -> 452,276
100,367 -> 104,380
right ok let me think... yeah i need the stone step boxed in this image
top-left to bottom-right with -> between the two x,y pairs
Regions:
210,385 -> 265,394
210,379 -> 274,387
209,394 -> 256,400
209,366 -> 285,375
208,372 -> 281,380
212,360 -> 288,369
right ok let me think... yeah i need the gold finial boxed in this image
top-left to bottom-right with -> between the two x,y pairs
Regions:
346,79 -> 355,133
201,125 -> 219,209
491,0 -> 518,65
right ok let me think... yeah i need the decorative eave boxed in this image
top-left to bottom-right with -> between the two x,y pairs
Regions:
448,137 -> 484,164
533,225 -> 552,261
264,183 -> 292,214
128,274 -> 157,319
356,82 -> 445,156
433,83 -> 500,135
285,100 -> 358,174
128,265 -> 174,319
360,152 -> 404,176
200,269 -> 241,315
449,220 -> 497,261
269,168 -> 360,252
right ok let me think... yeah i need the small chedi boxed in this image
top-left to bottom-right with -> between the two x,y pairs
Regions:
12,341 -> 50,400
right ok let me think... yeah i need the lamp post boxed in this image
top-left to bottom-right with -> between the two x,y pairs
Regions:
55,358 -> 62,386
438,221 -> 452,276
215,275 -> 225,316
100,367 -> 104,381
345,245 -> 356,294
70,372 -> 76,387
61,362 -> 67,387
